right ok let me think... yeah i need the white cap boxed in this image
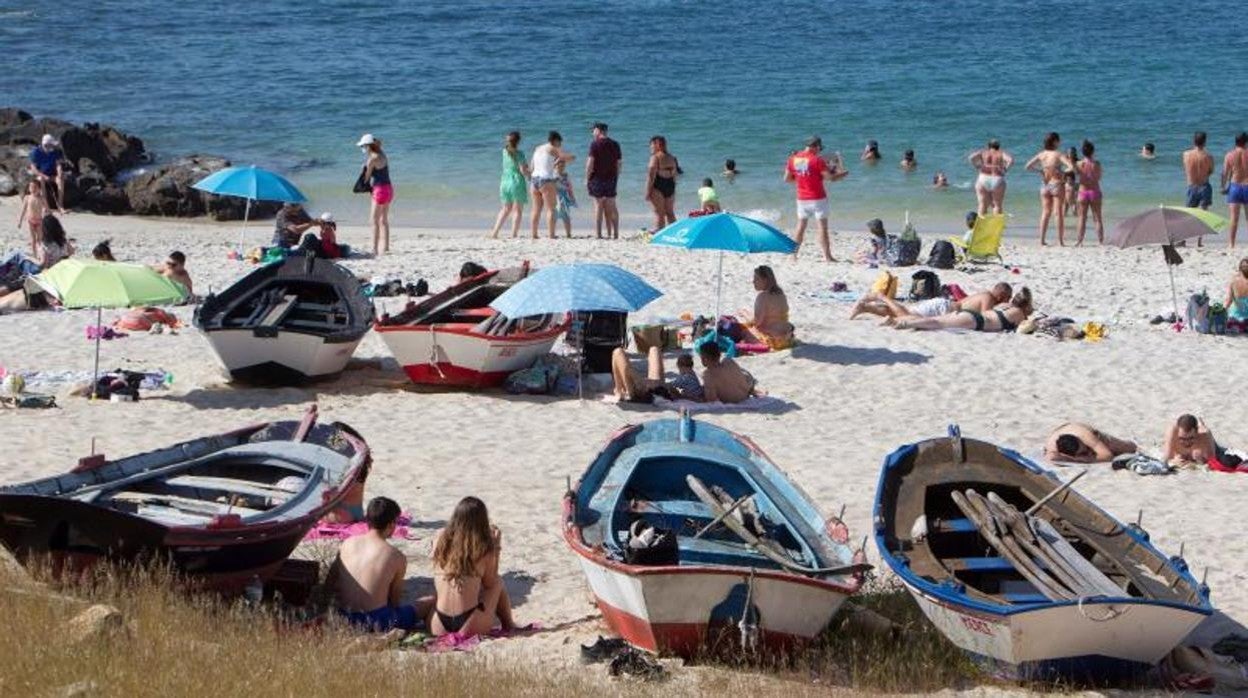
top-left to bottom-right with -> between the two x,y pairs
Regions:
356,133 -> 375,147
319,212 -> 334,223
40,134 -> 57,147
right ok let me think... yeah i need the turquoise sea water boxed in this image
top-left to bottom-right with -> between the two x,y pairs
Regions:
3,0 -> 1246,235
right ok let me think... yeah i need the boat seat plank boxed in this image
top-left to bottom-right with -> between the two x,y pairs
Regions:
629,499 -> 714,521
1002,592 -> 1050,604
932,517 -> 978,533
137,504 -> 214,525
677,534 -> 788,568
258,295 -> 298,328
285,318 -> 347,330
945,556 -> 1017,572
111,490 -> 265,516
165,475 -> 301,501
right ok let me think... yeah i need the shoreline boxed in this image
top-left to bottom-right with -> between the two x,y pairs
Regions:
1,204 -> 1246,694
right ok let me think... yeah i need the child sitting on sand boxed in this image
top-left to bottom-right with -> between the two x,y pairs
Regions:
698,178 -> 722,213
668,353 -> 704,401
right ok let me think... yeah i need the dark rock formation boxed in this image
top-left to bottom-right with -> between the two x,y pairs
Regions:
124,155 -> 280,221
0,109 -> 279,221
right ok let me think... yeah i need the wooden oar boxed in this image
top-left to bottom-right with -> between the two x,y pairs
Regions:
952,490 -> 1069,601
984,493 -> 1090,597
964,491 -> 1074,600
1024,469 -> 1088,516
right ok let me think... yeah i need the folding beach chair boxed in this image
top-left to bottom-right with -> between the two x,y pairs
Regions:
948,214 -> 1006,265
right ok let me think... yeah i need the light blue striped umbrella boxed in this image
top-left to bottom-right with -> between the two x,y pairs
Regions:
489,263 -> 661,317
192,165 -> 307,251
650,213 -> 797,325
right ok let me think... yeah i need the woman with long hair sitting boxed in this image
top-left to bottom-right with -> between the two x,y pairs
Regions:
429,497 -> 517,637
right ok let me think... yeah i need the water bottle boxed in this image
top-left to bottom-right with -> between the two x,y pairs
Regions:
244,575 -> 263,606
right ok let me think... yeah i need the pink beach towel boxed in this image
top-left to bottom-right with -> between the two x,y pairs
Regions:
304,513 -> 417,541
422,623 -> 541,653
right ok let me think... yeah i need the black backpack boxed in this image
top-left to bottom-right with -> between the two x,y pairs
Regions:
908,270 -> 942,301
926,240 -> 956,269
884,235 -> 921,266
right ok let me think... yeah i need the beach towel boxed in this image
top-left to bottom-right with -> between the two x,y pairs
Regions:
602,393 -> 792,413
1110,453 -> 1173,475
801,289 -> 860,303
1208,449 -> 1248,473
304,512 -> 416,541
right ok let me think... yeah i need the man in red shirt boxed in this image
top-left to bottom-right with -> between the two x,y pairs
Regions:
784,136 -> 847,261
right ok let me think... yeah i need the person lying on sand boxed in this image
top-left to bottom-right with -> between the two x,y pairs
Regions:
894,287 -> 1033,332
328,496 -> 432,633
853,282 -> 1012,324
1044,422 -> 1138,463
699,341 -> 757,404
611,347 -> 703,403
1163,414 -> 1217,466
430,496 -> 517,638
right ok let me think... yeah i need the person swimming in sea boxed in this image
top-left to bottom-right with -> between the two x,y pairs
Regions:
722,158 -> 739,182
860,140 -> 881,163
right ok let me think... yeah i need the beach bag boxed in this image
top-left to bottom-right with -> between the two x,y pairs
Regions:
870,270 -> 898,299
1186,292 -> 1211,334
625,521 -> 679,566
907,270 -> 941,301
926,240 -> 955,269
352,165 -> 371,194
1209,302 -> 1228,335
503,365 -> 556,395
885,217 -> 921,266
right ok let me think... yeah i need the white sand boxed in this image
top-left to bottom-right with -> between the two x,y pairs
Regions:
1,199 -> 1245,691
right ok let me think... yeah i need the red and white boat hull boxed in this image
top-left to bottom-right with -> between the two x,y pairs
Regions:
376,324 -> 565,388
564,516 -> 857,657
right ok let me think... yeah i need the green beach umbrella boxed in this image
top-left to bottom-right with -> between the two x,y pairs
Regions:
33,259 -> 188,308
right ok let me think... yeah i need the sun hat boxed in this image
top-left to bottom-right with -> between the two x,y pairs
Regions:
356,133 -> 376,147
40,134 -> 58,147
319,212 -> 334,223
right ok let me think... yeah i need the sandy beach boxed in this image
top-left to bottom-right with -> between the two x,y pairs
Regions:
1,197 -> 1246,691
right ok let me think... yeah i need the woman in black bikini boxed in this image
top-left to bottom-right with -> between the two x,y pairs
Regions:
895,287 -> 1033,332
645,135 -> 679,231
430,497 -> 516,637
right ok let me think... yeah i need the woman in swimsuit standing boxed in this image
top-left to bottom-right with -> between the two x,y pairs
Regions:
894,287 -> 1033,332
645,136 -> 679,231
1076,140 -> 1105,246
489,131 -> 530,239
529,131 -> 575,239
429,497 -> 517,638
1024,133 -> 1074,246
357,134 -> 393,256
968,139 -> 1013,216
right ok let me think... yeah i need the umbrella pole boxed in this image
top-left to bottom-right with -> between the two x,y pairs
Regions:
713,250 -> 724,339
1169,262 -> 1180,321
91,305 -> 102,400
237,198 -> 251,254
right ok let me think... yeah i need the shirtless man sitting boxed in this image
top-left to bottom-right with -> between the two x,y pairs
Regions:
1044,422 -> 1137,463
699,341 -> 756,404
156,251 -> 193,296
1162,414 -> 1217,466
851,282 -> 1012,324
328,496 -> 431,632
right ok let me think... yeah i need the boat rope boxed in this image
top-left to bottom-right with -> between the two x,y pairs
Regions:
427,326 -> 446,379
1076,595 -> 1127,622
738,568 -> 759,654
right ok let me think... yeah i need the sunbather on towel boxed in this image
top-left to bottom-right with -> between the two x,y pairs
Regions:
328,497 -> 432,632
894,287 -> 1033,332
1163,414 -> 1217,466
699,341 -> 757,404
1044,422 -> 1138,463
430,497 -> 517,638
738,266 -> 794,349
851,282 -> 1012,323
611,347 -> 703,403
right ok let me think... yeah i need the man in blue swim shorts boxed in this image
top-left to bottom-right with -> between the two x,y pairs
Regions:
329,496 -> 431,632
1183,132 -> 1214,210
1222,132 -> 1248,248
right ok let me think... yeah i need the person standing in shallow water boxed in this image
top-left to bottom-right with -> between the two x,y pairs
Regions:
1075,140 -> 1104,245
784,136 -> 847,262
586,122 -> 622,240
969,139 -> 1013,216
645,136 -> 679,231
1184,131 -> 1214,247
489,131 -> 529,239
357,134 -> 393,255
1222,132 -> 1248,248
1024,132 -> 1073,246
530,131 -> 575,239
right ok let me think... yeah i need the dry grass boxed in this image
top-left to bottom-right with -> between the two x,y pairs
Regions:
0,561 -> 620,698
0,558 -> 1000,697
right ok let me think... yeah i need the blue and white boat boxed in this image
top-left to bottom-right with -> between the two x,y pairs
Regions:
564,414 -> 869,658
874,427 -> 1213,683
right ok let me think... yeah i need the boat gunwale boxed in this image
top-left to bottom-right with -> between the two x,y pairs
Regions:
872,435 -> 1213,618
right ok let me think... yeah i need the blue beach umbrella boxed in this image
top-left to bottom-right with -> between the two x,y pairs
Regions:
192,165 -> 308,251
650,212 -> 797,325
489,263 -> 662,317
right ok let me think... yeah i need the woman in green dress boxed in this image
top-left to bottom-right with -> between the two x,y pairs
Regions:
490,131 -> 531,238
